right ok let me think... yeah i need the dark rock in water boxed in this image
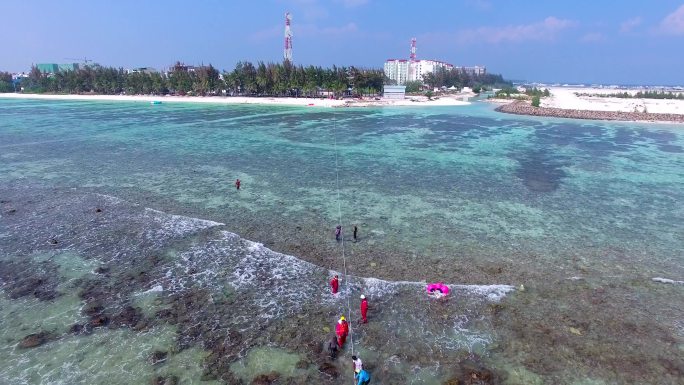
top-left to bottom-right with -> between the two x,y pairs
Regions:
111,305 -> 143,327
83,301 -> 105,316
4,208 -> 16,215
448,359 -> 497,385
95,208 -> 102,213
69,324 -> 84,334
150,375 -> 178,385
89,315 -> 110,327
295,359 -> 309,369
18,332 -> 52,348
49,238 -> 59,245
148,350 -> 168,365
94,266 -> 110,275
250,372 -> 280,385
317,362 -> 339,378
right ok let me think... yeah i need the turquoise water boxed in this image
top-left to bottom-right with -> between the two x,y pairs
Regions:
0,99 -> 682,384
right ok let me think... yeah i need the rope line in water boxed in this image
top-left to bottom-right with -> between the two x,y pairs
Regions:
331,109 -> 355,358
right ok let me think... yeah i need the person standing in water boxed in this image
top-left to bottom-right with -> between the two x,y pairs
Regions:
360,294 -> 368,323
330,275 -> 339,294
335,225 -> 342,241
353,225 -> 358,242
356,368 -> 371,385
235,179 -> 241,190
352,355 -> 363,378
335,316 -> 349,347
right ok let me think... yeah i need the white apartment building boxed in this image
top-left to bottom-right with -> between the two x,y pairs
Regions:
384,59 -> 409,85
385,59 -> 456,85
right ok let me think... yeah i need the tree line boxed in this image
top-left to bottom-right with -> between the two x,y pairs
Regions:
395,67 -> 510,93
0,72 -> 12,92
9,61 -> 386,97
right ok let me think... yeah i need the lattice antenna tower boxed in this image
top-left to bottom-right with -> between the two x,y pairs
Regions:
284,12 -> 293,62
410,37 -> 417,61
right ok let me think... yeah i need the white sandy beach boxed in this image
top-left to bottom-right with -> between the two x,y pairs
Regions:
542,87 -> 684,115
0,92 -> 470,108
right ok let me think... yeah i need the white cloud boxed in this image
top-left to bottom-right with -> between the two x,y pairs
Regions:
453,17 -> 576,44
659,4 -> 684,35
580,32 -> 607,43
620,17 -> 642,33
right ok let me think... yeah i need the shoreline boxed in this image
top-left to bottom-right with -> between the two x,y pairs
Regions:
0,92 -> 471,108
495,100 -> 684,124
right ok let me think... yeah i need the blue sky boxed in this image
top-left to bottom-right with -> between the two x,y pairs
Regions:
2,0 -> 684,84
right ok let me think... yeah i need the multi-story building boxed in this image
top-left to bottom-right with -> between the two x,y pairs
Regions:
385,59 -> 457,85
459,66 -> 486,76
384,59 -> 409,85
36,63 -> 80,74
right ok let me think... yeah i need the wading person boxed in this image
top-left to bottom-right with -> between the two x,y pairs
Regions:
330,274 -> 339,294
336,316 -> 349,348
235,178 -> 241,190
335,225 -> 342,241
352,355 -> 363,377
353,225 -> 358,242
360,294 -> 368,323
356,368 -> 371,385
327,334 -> 339,359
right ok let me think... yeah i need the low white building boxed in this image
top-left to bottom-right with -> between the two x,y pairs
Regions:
383,85 -> 406,99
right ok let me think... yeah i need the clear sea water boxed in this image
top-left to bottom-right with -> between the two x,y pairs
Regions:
0,98 -> 682,384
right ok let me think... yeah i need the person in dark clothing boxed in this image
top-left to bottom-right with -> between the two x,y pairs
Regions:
327,335 -> 339,359
335,225 -> 342,241
353,225 -> 358,242
235,179 -> 241,190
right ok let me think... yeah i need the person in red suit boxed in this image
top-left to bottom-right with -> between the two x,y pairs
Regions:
330,275 -> 339,294
336,316 -> 349,347
360,294 -> 368,323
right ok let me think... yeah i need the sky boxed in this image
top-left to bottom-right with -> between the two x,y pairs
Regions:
2,0 -> 684,85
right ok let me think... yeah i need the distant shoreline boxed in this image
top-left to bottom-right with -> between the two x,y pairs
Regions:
495,100 -> 684,124
0,93 -> 471,108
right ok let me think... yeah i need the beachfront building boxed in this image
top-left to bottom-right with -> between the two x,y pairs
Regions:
384,59 -> 454,85
36,63 -> 80,74
384,59 -> 409,85
383,85 -> 406,99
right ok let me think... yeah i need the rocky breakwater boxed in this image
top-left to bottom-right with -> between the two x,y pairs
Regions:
496,100 -> 684,123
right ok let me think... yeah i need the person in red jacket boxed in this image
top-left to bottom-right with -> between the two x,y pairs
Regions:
235,179 -> 241,190
330,275 -> 339,294
336,316 -> 349,347
360,294 -> 368,323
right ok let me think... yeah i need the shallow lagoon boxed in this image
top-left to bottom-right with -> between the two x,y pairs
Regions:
0,99 -> 682,384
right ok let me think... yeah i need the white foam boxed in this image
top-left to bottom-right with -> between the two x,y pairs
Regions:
652,277 -> 684,285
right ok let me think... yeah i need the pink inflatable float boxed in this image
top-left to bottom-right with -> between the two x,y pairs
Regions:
426,283 -> 450,296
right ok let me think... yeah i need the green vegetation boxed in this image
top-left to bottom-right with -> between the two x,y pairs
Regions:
17,61 -> 385,97
421,68 -> 510,90
0,72 -> 13,92
425,90 -> 433,100
531,95 -> 541,107
404,81 -> 422,93
575,90 -> 684,99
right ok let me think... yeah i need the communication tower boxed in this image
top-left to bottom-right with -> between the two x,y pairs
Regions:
410,37 -> 417,61
284,12 -> 293,62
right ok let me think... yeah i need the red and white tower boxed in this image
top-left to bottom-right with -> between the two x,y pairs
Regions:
410,37 -> 417,61
408,37 -> 417,81
284,12 -> 293,62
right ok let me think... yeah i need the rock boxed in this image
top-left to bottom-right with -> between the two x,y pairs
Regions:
295,360 -> 309,369
94,266 -> 110,274
251,372 -> 280,385
49,238 -> 59,245
69,324 -> 84,334
111,306 -> 143,327
95,208 -> 102,213
148,350 -> 168,365
89,315 -> 110,327
370,262 -> 377,267
569,327 -> 582,335
18,332 -> 52,348
83,301 -> 104,316
150,376 -> 178,385
5,208 -> 16,215
318,362 -> 339,378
